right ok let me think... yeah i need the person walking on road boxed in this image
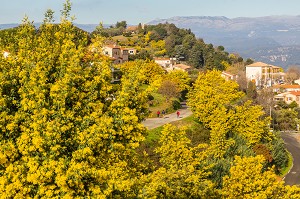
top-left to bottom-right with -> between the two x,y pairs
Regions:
162,110 -> 165,118
157,110 -> 160,118
176,111 -> 180,118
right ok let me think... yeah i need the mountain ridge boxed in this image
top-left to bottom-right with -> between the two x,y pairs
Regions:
148,15 -> 300,69
2,15 -> 300,69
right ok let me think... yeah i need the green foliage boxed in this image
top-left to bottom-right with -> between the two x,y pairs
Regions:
225,133 -> 255,158
209,158 -> 231,189
274,108 -> 298,130
91,22 -> 109,37
245,58 -> 254,65
270,134 -> 289,174
171,99 -> 181,110
115,21 -> 127,29
60,0 -> 72,21
43,9 -> 55,24
158,80 -> 180,102
246,81 -> 257,99
289,101 -> 298,109
91,22 -> 232,71
187,41 -> 204,68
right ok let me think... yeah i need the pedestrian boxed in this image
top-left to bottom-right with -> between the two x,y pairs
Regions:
176,111 -> 180,118
162,110 -> 165,118
157,110 -> 160,118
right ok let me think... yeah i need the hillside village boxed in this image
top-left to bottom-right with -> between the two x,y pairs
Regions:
3,20 -> 300,127
3,20 -> 300,130
1,8 -> 300,197
97,22 -> 300,133
96,24 -> 300,110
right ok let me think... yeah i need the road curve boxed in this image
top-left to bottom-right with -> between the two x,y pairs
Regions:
281,132 -> 300,185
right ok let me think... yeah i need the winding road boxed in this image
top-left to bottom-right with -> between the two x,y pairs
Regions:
281,132 -> 300,185
142,106 -> 300,186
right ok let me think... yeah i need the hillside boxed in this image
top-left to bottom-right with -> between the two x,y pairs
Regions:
149,16 -> 300,69
3,15 -> 300,69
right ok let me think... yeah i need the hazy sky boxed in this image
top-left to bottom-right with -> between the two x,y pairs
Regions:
1,0 -> 300,24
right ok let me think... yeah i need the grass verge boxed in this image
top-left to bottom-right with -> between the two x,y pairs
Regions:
280,150 -> 293,178
144,115 -> 210,147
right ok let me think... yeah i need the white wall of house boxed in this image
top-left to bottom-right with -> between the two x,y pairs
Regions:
154,59 -> 171,68
246,66 -> 261,86
284,93 -> 297,104
295,79 -> 300,85
274,92 -> 300,106
127,49 -> 136,55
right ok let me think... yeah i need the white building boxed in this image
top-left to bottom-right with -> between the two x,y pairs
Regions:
245,62 -> 284,87
154,57 -> 173,68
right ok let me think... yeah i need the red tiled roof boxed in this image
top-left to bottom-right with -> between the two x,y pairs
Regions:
126,26 -> 138,31
273,85 -> 300,89
222,71 -> 236,77
246,62 -> 281,68
174,64 -> 191,70
290,91 -> 300,96
104,45 -> 121,49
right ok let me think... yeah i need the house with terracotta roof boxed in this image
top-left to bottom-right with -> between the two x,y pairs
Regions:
272,84 -> 300,93
154,57 -> 175,68
125,26 -> 138,34
274,91 -> 300,106
103,45 -> 128,64
245,62 -> 284,87
221,71 -> 238,81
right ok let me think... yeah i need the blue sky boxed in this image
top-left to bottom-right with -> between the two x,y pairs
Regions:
1,0 -> 300,25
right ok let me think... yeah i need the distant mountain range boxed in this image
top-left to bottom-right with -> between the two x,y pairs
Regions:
2,15 -> 300,69
148,16 -> 300,69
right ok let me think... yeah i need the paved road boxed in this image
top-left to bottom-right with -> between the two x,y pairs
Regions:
281,132 -> 300,185
142,107 -> 193,130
